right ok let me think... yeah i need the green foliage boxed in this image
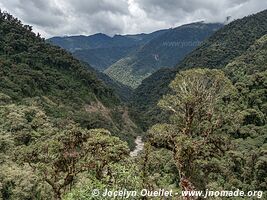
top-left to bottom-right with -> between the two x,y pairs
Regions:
130,68 -> 178,130
0,162 -> 52,200
219,35 -> 267,193
17,125 -> 129,199
144,31 -> 267,195
0,10 -> 118,112
83,62 -> 133,102
0,11 -> 141,200
0,99 -> 132,199
179,10 -> 267,69
1,8 -> 267,200
148,69 -> 235,190
0,10 -> 140,145
63,161 -> 143,200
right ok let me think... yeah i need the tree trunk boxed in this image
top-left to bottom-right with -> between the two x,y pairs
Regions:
53,189 -> 62,200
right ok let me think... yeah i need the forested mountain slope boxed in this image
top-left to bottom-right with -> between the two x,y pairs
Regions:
105,22 -> 222,88
0,11 -> 143,199
1,8 -> 266,200
133,25 -> 267,200
0,11 -> 139,144
131,9 -> 267,130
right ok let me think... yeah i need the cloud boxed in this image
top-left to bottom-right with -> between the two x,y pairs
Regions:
134,0 -> 267,25
0,0 -> 266,38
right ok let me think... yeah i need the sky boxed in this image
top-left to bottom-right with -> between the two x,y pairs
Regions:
0,0 -> 266,38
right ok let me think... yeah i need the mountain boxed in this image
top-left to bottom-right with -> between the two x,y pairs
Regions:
144,35 -> 267,195
0,11 -> 139,145
1,8 -> 267,200
131,9 -> 267,130
129,11 -> 267,195
47,33 -> 139,72
105,22 -> 223,88
48,23 -> 222,89
47,30 -> 169,72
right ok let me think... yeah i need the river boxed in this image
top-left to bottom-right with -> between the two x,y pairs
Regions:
130,136 -> 144,157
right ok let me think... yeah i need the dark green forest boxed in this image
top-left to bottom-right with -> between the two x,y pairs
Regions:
0,8 -> 266,200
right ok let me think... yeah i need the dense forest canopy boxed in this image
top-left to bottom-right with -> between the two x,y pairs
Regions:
0,10 -> 140,144
0,8 -> 266,200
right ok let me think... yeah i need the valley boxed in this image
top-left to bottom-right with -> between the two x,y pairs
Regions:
130,136 -> 144,157
0,6 -> 266,200
48,22 -> 223,89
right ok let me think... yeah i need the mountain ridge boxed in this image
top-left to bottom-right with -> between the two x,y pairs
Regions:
47,29 -> 170,72
105,22 -> 223,88
131,9 -> 267,130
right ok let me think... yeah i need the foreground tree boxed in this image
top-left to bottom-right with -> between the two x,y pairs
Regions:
148,69 -> 235,197
18,124 -> 129,200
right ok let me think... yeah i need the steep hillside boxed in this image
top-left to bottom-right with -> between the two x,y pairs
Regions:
132,9 -> 267,130
146,39 -> 267,194
0,11 -> 139,145
225,34 -> 267,82
47,34 -> 139,72
177,10 -> 267,69
105,22 -> 223,88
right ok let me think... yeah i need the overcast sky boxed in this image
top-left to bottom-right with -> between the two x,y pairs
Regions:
0,0 -> 266,38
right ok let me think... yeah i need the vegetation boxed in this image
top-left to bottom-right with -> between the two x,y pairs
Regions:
178,10 -> 267,69
146,67 -> 266,199
73,45 -> 138,71
0,10 -> 140,199
148,68 -> 235,190
0,10 -> 140,146
0,8 -> 266,200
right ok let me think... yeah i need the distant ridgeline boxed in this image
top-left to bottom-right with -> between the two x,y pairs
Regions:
105,22 -> 223,88
48,23 -> 223,89
47,30 -> 169,72
131,9 -> 267,130
0,8 -> 267,200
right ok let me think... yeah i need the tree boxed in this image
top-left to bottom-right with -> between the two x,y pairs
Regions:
18,124 -> 129,200
148,68 -> 235,197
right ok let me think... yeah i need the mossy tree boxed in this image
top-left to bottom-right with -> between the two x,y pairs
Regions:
148,69 -> 235,195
